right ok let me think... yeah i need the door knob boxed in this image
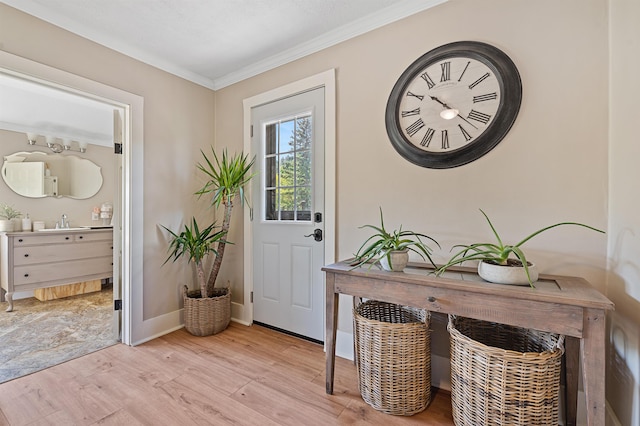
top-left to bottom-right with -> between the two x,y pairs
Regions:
304,229 -> 323,242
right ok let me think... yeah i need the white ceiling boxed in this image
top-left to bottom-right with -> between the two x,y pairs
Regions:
0,0 -> 446,148
1,0 -> 447,90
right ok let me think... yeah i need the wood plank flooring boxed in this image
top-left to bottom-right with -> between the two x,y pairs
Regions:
0,323 -> 453,425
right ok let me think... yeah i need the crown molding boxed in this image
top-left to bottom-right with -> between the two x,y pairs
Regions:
213,0 -> 448,89
2,0 -> 448,91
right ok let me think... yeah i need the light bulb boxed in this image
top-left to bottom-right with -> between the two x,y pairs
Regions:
78,140 -> 88,153
45,135 -> 57,148
26,132 -> 38,145
440,109 -> 459,120
62,139 -> 72,150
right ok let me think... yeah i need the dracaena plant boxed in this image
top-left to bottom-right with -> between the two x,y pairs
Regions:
436,209 -> 605,287
350,207 -> 440,269
162,217 -> 226,298
195,148 -> 256,297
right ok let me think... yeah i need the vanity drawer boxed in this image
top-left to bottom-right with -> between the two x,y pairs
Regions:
13,256 -> 113,286
13,241 -> 113,265
74,231 -> 112,242
13,233 -> 77,245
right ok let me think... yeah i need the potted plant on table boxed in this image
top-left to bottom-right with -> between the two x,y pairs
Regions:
0,204 -> 22,232
435,209 -> 604,287
350,208 -> 440,272
163,148 -> 255,336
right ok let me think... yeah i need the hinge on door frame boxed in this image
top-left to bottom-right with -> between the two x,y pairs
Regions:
250,125 -> 254,138
114,143 -> 123,155
114,299 -> 122,310
250,291 -> 253,303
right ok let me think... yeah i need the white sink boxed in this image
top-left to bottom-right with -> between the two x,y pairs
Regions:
37,227 -> 90,232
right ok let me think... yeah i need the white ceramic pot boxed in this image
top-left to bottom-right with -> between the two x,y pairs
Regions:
477,259 -> 539,286
0,220 -> 14,232
379,249 -> 409,272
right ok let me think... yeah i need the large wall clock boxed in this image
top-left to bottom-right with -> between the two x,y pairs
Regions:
385,41 -> 522,169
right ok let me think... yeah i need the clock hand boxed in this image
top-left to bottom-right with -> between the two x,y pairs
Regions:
429,96 -> 478,130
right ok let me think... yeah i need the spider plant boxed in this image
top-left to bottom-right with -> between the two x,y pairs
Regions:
436,209 -> 604,286
350,207 -> 440,269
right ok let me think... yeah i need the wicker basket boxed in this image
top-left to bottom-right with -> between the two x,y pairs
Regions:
448,315 -> 565,426
183,286 -> 230,336
353,300 -> 431,416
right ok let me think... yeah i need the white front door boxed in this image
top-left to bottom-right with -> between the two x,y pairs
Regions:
251,87 -> 325,342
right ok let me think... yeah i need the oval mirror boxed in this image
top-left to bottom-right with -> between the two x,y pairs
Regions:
2,151 -> 103,199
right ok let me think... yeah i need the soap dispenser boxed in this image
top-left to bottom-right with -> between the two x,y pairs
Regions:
22,214 -> 32,232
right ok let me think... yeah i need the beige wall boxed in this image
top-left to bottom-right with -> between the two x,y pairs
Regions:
217,0 -> 608,318
0,4 -> 217,319
609,0 -> 640,424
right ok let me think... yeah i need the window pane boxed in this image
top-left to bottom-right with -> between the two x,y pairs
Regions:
265,156 -> 277,188
295,116 -> 312,150
279,119 -> 294,154
280,187 -> 294,220
279,153 -> 294,188
265,188 -> 277,221
265,123 -> 277,156
296,186 -> 311,221
295,151 -> 311,186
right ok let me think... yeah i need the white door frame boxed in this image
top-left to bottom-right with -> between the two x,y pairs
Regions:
0,51 -> 143,345
240,69 -> 336,326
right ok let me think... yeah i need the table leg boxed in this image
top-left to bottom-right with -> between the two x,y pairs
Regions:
325,272 -> 338,394
564,336 -> 580,426
5,292 -> 13,312
581,308 -> 607,426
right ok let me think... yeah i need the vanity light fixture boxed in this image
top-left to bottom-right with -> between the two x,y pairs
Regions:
24,133 -> 88,154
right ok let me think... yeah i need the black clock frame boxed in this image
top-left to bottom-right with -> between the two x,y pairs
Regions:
385,41 -> 522,169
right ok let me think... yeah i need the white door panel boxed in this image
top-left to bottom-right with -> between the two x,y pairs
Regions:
251,87 -> 324,341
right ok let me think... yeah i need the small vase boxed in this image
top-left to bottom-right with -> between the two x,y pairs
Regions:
379,249 -> 409,272
0,220 -> 14,232
477,260 -> 538,286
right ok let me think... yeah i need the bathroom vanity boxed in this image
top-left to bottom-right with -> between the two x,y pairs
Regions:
0,228 -> 113,312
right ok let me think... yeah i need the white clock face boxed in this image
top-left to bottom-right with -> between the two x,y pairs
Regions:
397,57 -> 501,153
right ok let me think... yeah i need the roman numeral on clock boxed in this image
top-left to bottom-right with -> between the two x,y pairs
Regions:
458,61 -> 471,82
401,108 -> 420,117
468,72 -> 490,89
473,92 -> 497,103
421,128 -> 435,147
440,61 -> 451,82
420,72 -> 435,89
406,91 -> 424,101
467,109 -> 492,124
458,124 -> 472,142
441,130 -> 449,149
406,119 -> 425,137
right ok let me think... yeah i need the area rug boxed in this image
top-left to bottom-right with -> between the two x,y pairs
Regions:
0,287 -> 118,383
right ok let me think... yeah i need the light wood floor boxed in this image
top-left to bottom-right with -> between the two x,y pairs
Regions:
0,323 -> 453,425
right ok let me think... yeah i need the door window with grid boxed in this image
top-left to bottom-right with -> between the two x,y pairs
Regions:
264,114 -> 312,222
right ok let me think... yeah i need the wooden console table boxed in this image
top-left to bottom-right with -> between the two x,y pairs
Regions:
323,261 -> 614,426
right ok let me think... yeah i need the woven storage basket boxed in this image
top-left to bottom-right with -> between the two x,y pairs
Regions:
183,286 -> 230,336
353,300 -> 431,416
448,315 -> 564,426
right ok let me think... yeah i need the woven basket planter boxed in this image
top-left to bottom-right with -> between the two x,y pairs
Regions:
353,300 -> 431,416
448,315 -> 564,426
183,286 -> 230,336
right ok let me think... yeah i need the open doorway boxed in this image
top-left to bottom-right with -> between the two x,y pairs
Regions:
0,51 -> 142,381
